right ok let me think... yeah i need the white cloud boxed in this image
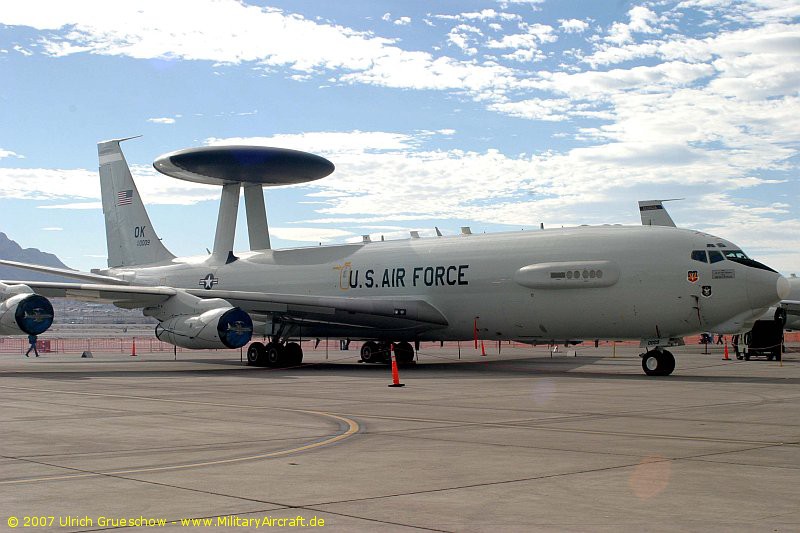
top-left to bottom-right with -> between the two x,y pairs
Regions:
485,22 -> 556,63
447,24 -> 482,55
0,148 -> 22,159
434,10 -> 520,22
1,0 -> 517,97
559,19 -> 589,33
488,97 -> 572,121
269,227 -> 353,243
147,117 -> 176,124
606,6 -> 661,45
524,61 -> 715,101
13,44 -> 32,56
41,226 -> 62,231
0,164 -> 218,205
205,131 -> 787,231
206,130 -> 424,154
38,202 -> 102,210
394,16 -> 411,26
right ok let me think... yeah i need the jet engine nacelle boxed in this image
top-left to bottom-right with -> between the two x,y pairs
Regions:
147,291 -> 253,350
0,282 -> 54,336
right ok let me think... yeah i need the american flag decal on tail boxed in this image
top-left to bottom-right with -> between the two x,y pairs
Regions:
117,189 -> 133,206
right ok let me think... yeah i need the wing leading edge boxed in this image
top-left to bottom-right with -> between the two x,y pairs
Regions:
1,280 -> 449,332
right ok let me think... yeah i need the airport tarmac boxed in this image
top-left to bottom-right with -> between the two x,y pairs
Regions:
1,343 -> 799,532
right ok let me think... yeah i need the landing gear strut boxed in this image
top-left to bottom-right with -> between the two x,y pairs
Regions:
641,348 -> 675,376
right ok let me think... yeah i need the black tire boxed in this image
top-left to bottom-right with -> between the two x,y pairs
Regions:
661,350 -> 675,375
265,342 -> 284,367
744,354 -> 750,361
393,342 -> 415,364
247,342 -> 265,366
767,355 -> 774,361
285,342 -> 303,366
361,341 -> 379,363
775,351 -> 782,362
642,349 -> 674,376
642,351 -> 660,376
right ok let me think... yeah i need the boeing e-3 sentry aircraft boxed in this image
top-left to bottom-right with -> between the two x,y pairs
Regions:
0,139 -> 791,376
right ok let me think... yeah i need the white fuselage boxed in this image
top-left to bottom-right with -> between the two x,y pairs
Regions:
108,225 -> 784,343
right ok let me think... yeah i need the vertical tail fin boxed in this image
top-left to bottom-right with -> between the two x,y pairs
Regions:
98,138 -> 175,268
638,199 -> 679,227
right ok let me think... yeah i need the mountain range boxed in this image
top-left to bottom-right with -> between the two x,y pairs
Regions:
0,231 -> 77,282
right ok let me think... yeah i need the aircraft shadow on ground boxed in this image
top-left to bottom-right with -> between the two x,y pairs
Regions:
6,355 -> 799,385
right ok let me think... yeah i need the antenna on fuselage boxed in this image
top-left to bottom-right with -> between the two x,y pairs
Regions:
153,146 -> 334,264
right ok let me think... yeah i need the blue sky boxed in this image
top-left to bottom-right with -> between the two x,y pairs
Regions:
1,0 -> 798,274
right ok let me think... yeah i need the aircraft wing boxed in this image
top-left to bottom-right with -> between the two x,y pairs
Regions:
0,281 -> 176,307
0,259 -> 129,284
0,280 -> 448,331
184,288 -> 449,331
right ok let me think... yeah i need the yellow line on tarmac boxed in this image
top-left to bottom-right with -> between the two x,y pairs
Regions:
0,385 -> 360,485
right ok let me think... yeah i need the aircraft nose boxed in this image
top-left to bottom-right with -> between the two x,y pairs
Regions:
747,269 -> 789,311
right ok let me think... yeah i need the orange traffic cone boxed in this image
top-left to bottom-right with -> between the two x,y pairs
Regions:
480,340 -> 486,356
722,341 -> 729,361
131,337 -> 137,357
388,345 -> 404,387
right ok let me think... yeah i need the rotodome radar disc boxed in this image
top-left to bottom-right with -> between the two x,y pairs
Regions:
153,145 -> 335,186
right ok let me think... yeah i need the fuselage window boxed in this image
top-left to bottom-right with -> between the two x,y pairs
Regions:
691,250 -> 708,263
708,250 -> 724,263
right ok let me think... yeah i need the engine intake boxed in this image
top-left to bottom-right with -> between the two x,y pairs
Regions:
0,284 -> 54,336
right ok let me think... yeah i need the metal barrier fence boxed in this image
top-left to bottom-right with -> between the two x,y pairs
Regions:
0,337 -> 188,354
1,333 -> 798,355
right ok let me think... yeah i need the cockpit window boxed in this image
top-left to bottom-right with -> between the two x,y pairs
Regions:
723,250 -> 777,273
723,250 -> 749,260
708,250 -> 724,263
691,250 -> 708,263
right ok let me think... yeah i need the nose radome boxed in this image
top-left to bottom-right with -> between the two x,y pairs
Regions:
747,270 -> 788,311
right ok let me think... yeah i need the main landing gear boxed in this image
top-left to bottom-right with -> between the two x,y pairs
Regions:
640,348 -> 675,376
360,341 -> 415,364
247,340 -> 303,368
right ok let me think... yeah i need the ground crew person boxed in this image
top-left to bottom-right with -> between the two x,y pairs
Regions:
25,334 -> 39,357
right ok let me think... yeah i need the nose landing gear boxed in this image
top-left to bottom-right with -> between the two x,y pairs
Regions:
641,348 -> 675,376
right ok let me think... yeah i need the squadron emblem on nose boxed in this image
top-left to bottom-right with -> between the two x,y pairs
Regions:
687,271 -> 698,283
701,285 -> 712,298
